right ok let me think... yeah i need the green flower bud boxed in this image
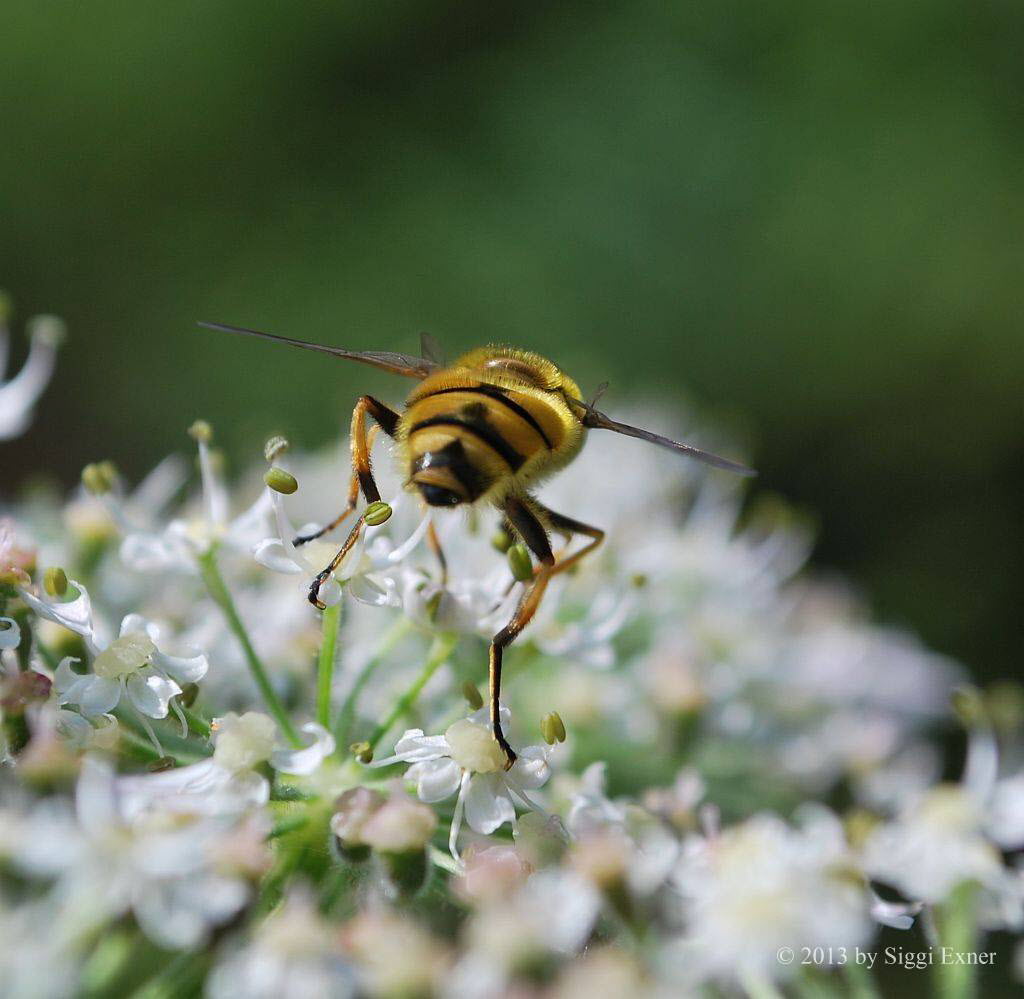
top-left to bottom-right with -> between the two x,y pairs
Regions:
81,460 -> 118,495
187,419 -> 213,444
491,528 -> 513,553
264,466 -> 298,495
951,685 -> 987,729
508,543 -> 533,582
540,711 -> 566,745
363,501 -> 393,527
43,567 -> 68,597
462,681 -> 484,710
27,314 -> 66,347
263,435 -> 290,462
350,741 -> 374,764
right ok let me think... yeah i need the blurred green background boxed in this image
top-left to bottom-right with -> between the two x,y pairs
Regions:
2,1 -> 1021,688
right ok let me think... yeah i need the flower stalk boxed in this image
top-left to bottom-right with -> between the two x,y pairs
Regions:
197,547 -> 300,746
316,602 -> 342,729
364,632 -> 457,754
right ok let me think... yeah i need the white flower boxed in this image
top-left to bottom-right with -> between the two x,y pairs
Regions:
0,312 -> 62,440
254,487 -> 430,608
5,757 -> 253,950
862,785 -> 1006,907
669,807 -> 873,987
449,869 -> 601,998
372,709 -> 551,862
565,762 -> 679,896
120,433 -> 272,571
48,611 -> 207,725
206,888 -> 357,999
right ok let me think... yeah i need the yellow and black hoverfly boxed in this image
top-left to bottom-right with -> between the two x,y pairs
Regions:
199,321 -> 754,767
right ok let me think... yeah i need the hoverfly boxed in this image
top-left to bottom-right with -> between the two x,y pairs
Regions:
199,321 -> 754,767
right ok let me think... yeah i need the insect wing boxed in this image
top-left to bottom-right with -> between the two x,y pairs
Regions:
419,331 -> 447,366
197,321 -> 438,379
572,398 -> 755,476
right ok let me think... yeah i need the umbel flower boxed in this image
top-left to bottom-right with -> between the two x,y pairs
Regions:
371,708 -> 552,862
20,581 -> 207,742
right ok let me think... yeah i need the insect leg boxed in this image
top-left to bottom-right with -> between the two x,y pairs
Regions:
293,425 -> 379,546
350,395 -> 400,503
307,396 -> 400,608
489,568 -> 551,769
484,495 -> 557,767
530,503 -> 605,578
426,520 -> 448,585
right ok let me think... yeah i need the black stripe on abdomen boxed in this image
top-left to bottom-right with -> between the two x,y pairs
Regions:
418,385 -> 553,449
409,415 -> 526,471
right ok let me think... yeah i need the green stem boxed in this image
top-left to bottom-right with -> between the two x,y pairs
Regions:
333,615 -> 411,749
316,602 -> 341,729
180,703 -> 211,738
365,632 -> 457,753
842,960 -> 881,999
935,883 -> 979,999
198,547 -> 300,746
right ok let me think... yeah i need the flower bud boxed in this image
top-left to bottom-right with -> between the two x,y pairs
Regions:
81,460 -> 118,495
462,681 -> 484,711
263,435 -> 290,462
212,711 -> 276,773
27,314 -> 66,347
264,466 -> 298,495
363,501 -> 392,527
507,543 -> 533,582
491,528 -> 513,553
540,711 -> 566,745
350,740 -> 374,764
331,786 -> 384,861
361,793 -> 437,854
43,567 -> 68,597
187,419 -> 213,443
951,685 -> 987,729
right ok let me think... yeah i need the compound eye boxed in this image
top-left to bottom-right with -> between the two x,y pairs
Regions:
418,484 -> 462,507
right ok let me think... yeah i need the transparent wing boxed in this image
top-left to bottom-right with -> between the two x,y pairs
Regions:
419,331 -> 446,366
197,321 -> 438,379
570,396 -> 756,476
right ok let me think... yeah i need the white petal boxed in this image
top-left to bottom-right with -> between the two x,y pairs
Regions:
120,531 -> 193,572
464,774 -> 516,834
271,723 -> 336,775
126,671 -> 180,718
0,616 -> 20,649
252,537 -> 303,574
317,578 -> 343,607
77,676 -> 124,716
408,758 -> 463,803
119,613 -> 156,639
348,573 -> 397,607
509,746 -> 552,790
75,755 -> 121,834
153,646 -> 209,685
53,656 -> 87,699
18,581 -> 95,641
392,729 -> 450,762
0,332 -> 57,440
224,489 -> 274,551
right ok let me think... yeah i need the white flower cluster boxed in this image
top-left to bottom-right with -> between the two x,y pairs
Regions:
2,399 -> 1022,997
